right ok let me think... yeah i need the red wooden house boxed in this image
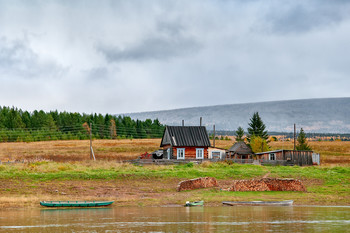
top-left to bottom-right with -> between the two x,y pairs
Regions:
160,126 -> 211,160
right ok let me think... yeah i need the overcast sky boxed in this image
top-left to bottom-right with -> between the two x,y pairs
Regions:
0,0 -> 349,114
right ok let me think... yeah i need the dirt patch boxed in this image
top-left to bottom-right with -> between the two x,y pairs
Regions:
300,178 -> 324,187
262,171 -> 271,178
227,178 -> 307,192
0,178 -> 184,208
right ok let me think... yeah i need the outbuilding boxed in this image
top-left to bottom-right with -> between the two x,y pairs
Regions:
228,141 -> 253,159
255,149 -> 315,166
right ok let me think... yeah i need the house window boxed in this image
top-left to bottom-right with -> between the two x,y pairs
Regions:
177,148 -> 185,160
196,148 -> 204,159
211,151 -> 221,159
269,153 -> 276,160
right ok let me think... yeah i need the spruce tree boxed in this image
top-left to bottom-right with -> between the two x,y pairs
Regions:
235,126 -> 244,141
296,128 -> 312,151
247,112 -> 269,142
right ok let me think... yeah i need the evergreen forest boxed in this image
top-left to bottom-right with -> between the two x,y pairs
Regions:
0,106 -> 165,142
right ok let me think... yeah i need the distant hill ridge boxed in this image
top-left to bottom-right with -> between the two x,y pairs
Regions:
123,98 -> 350,133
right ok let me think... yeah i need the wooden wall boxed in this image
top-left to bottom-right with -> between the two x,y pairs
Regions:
173,146 -> 208,159
257,150 -> 314,166
258,151 -> 284,160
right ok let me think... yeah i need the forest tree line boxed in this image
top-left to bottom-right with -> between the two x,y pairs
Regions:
0,106 -> 165,142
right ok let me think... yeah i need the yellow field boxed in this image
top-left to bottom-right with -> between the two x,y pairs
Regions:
0,139 -> 349,165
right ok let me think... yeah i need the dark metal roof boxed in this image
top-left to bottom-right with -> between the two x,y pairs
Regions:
228,141 -> 253,154
160,126 -> 211,147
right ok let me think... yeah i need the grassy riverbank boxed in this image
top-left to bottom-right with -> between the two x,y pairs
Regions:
0,161 -> 349,207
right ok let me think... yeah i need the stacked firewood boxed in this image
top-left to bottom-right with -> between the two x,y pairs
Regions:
177,177 -> 218,192
229,179 -> 270,191
228,178 -> 306,192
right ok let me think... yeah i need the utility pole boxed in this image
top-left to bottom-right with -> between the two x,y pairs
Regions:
213,125 -> 216,147
90,123 -> 92,160
200,117 -> 202,126
90,123 -> 96,161
182,120 -> 184,126
294,123 -> 296,151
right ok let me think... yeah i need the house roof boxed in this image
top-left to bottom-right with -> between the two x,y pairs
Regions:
255,149 -> 284,155
228,141 -> 253,154
160,126 -> 211,147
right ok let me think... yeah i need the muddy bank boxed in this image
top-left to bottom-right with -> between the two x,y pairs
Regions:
0,177 -> 348,208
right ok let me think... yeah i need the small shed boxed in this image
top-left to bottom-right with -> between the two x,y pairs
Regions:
228,141 -> 253,159
208,147 -> 227,160
255,149 -> 314,166
160,126 -> 211,160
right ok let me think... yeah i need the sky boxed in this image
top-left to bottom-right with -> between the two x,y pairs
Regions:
0,0 -> 349,114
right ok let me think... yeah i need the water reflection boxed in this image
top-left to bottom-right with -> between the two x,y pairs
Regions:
0,206 -> 349,232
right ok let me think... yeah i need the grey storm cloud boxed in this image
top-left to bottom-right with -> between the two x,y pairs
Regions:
85,67 -> 110,81
97,36 -> 201,62
263,0 -> 350,34
0,0 -> 349,114
0,38 -> 38,77
0,37 -> 64,79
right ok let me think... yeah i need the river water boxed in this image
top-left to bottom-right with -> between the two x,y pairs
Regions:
0,206 -> 349,232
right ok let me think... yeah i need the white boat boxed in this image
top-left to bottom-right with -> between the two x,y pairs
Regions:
222,200 -> 293,206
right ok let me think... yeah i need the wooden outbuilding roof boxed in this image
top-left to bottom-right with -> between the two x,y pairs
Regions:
255,149 -> 313,155
228,141 -> 253,155
160,126 -> 211,147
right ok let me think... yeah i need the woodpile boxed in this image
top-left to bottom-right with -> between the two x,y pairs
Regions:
177,177 -> 218,192
228,178 -> 306,192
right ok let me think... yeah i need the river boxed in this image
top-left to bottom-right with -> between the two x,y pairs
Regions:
0,206 -> 349,232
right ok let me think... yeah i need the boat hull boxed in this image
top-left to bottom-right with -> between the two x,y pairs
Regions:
185,201 -> 204,207
222,200 -> 293,206
40,201 -> 114,207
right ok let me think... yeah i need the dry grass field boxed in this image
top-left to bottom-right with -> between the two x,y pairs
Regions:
0,139 -> 349,207
0,138 -> 349,165
0,139 -> 160,162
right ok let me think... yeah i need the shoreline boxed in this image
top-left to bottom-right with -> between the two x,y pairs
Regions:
0,177 -> 349,208
0,161 -> 349,208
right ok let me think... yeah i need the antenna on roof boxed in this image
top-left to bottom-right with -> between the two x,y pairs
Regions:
200,117 -> 202,126
182,120 -> 184,126
213,124 -> 216,147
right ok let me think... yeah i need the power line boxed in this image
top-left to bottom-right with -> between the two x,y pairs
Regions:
0,123 -> 165,142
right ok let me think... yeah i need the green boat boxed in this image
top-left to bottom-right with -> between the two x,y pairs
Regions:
185,200 -> 204,207
40,201 -> 114,207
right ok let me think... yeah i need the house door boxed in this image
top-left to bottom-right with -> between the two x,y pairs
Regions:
167,148 -> 171,159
